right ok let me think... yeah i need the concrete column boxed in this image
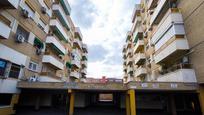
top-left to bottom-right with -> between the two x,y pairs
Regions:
69,91 -> 75,115
10,94 -> 20,114
126,94 -> 130,115
35,95 -> 40,110
169,94 -> 177,115
199,86 -> 204,115
129,90 -> 136,115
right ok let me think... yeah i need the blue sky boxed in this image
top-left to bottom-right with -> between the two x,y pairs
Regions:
69,0 -> 140,78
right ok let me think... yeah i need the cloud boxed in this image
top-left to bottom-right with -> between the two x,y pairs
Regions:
69,0 -> 140,78
88,45 -> 108,62
69,0 -> 98,28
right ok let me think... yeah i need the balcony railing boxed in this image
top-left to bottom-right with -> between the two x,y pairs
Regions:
147,0 -> 159,10
126,48 -> 133,57
70,71 -> 80,79
132,4 -> 141,23
46,36 -> 66,55
71,60 -> 81,69
50,19 -> 69,42
127,66 -> 133,74
42,55 -> 64,70
134,53 -> 146,65
134,39 -> 144,54
150,0 -> 167,25
59,0 -> 71,15
135,66 -> 147,77
82,60 -> 87,67
126,57 -> 133,65
157,64 -> 197,83
81,69 -> 87,75
0,21 -> 11,39
52,4 -> 70,30
75,27 -> 83,40
73,39 -> 82,49
151,9 -> 189,63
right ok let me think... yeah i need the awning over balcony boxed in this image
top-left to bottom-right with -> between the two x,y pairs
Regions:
50,19 -> 69,42
52,4 -> 70,30
66,61 -> 72,68
34,37 -> 44,49
46,36 -> 66,55
59,0 -> 71,15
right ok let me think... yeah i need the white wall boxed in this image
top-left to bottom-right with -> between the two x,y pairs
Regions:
157,69 -> 197,82
0,44 -> 28,66
0,79 -> 20,93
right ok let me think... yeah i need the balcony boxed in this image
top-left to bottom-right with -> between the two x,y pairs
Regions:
134,40 -> 144,54
0,21 -> 11,39
82,44 -> 88,53
81,69 -> 87,75
126,57 -> 133,65
52,4 -> 70,30
126,48 -> 133,57
135,66 -> 147,77
82,52 -> 88,60
157,64 -> 197,83
152,10 -> 189,64
50,19 -> 69,42
123,65 -> 127,72
70,71 -> 80,79
0,0 -> 20,9
82,60 -> 87,67
46,36 -> 66,55
59,0 -> 71,15
134,53 -> 146,65
42,55 -> 64,70
71,60 -> 81,69
75,27 -> 83,40
127,66 -> 133,74
132,4 -> 141,23
148,0 -> 159,10
150,0 -> 168,25
72,49 -> 82,62
73,39 -> 82,50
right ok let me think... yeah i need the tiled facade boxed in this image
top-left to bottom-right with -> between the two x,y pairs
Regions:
0,0 -> 87,114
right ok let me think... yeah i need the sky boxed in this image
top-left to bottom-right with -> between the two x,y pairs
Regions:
69,0 -> 140,79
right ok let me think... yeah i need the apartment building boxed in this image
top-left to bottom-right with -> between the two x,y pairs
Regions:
0,0 -> 88,114
123,0 -> 204,113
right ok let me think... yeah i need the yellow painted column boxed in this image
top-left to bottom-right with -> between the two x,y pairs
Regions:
126,94 -> 130,115
69,91 -> 75,115
128,90 -> 136,115
199,86 -> 204,115
11,94 -> 20,114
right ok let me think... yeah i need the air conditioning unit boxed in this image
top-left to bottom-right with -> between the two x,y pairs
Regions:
15,34 -> 25,43
182,56 -> 189,64
41,7 -> 46,14
148,10 -> 154,15
36,48 -> 42,55
22,9 -> 29,18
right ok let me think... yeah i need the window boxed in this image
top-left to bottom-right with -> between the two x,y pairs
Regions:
9,63 -> 20,79
24,2 -> 35,20
0,59 -> 7,76
28,61 -> 38,72
16,25 -> 29,42
38,19 -> 46,31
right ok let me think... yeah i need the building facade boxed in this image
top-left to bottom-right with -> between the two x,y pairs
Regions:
0,0 -> 87,114
123,0 -> 204,113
